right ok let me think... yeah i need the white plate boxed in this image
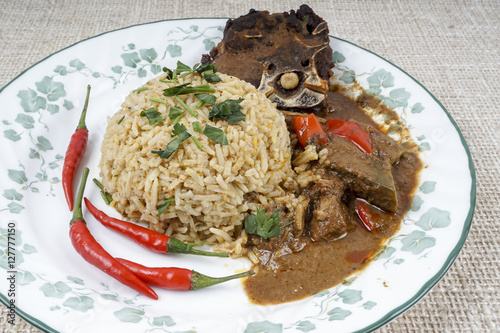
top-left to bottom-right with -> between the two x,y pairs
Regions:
0,18 -> 475,333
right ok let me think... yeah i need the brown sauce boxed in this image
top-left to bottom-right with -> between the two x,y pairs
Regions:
243,91 -> 423,305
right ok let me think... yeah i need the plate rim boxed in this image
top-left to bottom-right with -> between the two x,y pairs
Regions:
0,17 -> 476,333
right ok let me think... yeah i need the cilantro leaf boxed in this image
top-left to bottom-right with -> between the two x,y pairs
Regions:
157,197 -> 175,216
244,209 -> 281,239
195,93 -> 217,105
203,124 -> 228,145
209,98 -> 245,123
152,131 -> 191,159
164,83 -> 215,97
140,107 -> 164,125
171,122 -> 187,137
169,106 -> 183,125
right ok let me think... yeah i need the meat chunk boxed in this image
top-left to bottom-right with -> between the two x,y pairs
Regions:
322,136 -> 398,212
368,126 -> 405,165
307,178 -> 349,241
201,5 -> 333,109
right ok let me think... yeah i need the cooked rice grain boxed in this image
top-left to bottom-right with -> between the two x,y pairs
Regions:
99,72 -> 295,255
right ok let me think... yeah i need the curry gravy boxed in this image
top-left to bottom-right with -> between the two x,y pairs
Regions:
243,92 -> 422,305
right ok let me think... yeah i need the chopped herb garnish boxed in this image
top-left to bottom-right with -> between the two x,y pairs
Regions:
192,121 -> 202,133
117,115 -> 125,124
133,87 -> 148,93
93,178 -> 113,205
140,107 -> 164,125
164,83 -> 216,97
149,97 -> 167,104
209,98 -> 245,124
162,67 -> 174,79
191,136 -> 203,150
203,124 -> 228,145
195,93 -> 217,105
152,131 -> 191,159
194,63 -> 221,82
171,122 -> 187,137
169,106 -> 183,125
175,95 -> 198,117
157,197 -> 175,216
244,209 -> 281,239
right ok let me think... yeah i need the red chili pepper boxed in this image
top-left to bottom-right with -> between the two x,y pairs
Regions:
62,85 -> 91,211
84,198 -> 228,257
116,258 -> 254,290
355,200 -> 380,232
292,113 -> 329,148
325,119 -> 372,154
69,168 -> 158,300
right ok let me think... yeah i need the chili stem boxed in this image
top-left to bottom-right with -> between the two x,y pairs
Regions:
190,270 -> 254,290
76,85 -> 91,131
71,167 -> 90,224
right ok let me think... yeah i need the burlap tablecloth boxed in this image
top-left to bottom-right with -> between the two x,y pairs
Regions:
1,1 -> 498,332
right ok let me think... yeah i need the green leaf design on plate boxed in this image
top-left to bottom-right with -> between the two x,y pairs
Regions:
17,89 -> 47,113
63,99 -> 74,110
339,69 -> 355,84
419,181 -> 436,194
367,69 -> 395,89
3,189 -> 23,201
138,68 -> 147,78
111,65 -> 122,74
63,296 -> 94,312
419,142 -> 431,151
8,202 -> 24,214
411,102 -> 425,113
114,307 -> 145,323
151,64 -> 162,74
394,258 -> 405,265
362,301 -> 377,310
337,289 -> 362,304
3,129 -> 21,142
415,207 -> 451,231
121,52 -> 141,68
382,87 -> 411,109
152,315 -> 176,327
29,148 -> 40,159
8,169 -> 27,184
190,25 -> 199,32
69,59 -> 86,70
411,194 -> 423,211
332,51 -> 346,63
296,320 -> 316,332
36,136 -> 53,151
400,230 -> 436,254
39,281 -> 72,298
15,113 -> 35,129
17,271 -> 36,286
101,294 -> 119,301
67,276 -> 84,285
22,244 -> 37,254
244,321 -> 282,333
327,307 -> 352,321
54,65 -> 67,75
166,44 -> 182,57
47,104 -> 59,115
35,76 -> 66,101
203,38 -> 216,51
139,48 -> 157,63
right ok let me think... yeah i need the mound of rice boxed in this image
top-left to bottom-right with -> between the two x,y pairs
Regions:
99,71 -> 298,255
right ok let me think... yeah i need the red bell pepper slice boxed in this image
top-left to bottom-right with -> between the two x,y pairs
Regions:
292,113 -> 329,148
355,200 -> 380,232
325,119 -> 372,154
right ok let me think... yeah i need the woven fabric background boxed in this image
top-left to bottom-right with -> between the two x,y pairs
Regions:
1,0 -> 498,332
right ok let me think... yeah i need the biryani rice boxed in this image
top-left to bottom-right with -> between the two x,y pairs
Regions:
98,72 -> 298,255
